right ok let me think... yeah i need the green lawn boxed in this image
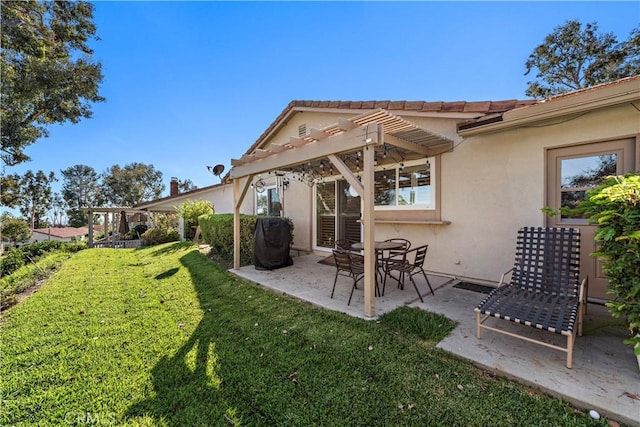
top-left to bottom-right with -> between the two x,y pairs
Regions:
0,242 -> 611,426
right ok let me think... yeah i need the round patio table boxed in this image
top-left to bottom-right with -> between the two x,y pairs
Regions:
350,241 -> 404,251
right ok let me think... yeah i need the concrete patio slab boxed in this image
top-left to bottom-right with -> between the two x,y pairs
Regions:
231,252 -> 640,426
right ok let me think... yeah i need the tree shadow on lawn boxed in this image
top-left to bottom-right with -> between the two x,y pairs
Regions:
143,241 -> 195,257
125,249 -> 241,426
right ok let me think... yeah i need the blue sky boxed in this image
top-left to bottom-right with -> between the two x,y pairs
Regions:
8,1 -> 640,204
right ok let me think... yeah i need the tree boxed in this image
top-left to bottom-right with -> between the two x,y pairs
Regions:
1,1 -> 104,166
49,192 -> 67,227
524,20 -> 640,98
175,199 -> 214,239
0,173 -> 21,207
0,212 -> 31,245
17,170 -> 57,229
61,164 -> 102,226
178,178 -> 197,193
102,163 -> 165,206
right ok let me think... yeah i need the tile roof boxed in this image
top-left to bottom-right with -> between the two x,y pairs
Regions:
31,226 -> 103,239
543,74 -> 640,102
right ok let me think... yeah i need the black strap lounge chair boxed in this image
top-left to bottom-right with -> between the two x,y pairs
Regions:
474,227 -> 587,368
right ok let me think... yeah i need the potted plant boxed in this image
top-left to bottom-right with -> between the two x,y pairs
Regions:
583,174 -> 640,366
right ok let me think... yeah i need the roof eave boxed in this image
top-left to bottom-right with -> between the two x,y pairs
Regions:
458,76 -> 640,136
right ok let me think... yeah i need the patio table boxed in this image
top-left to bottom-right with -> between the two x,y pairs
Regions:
351,241 -> 405,295
350,241 -> 404,251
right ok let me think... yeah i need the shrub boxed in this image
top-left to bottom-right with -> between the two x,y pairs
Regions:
176,199 -> 214,240
0,241 -> 86,277
198,214 -> 294,267
141,227 -> 180,246
1,249 -> 25,276
583,173 -> 640,354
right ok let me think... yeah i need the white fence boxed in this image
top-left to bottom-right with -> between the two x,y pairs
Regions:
93,239 -> 142,249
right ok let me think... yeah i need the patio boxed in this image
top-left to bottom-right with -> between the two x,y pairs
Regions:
231,252 -> 640,426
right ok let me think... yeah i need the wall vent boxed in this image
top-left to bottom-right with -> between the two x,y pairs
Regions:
298,124 -> 307,137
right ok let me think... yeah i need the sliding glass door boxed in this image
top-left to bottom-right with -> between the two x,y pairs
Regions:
315,180 -> 361,249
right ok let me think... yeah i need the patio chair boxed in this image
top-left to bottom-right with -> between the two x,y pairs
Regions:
383,245 -> 433,302
335,239 -> 352,251
474,227 -> 587,369
379,238 -> 411,286
331,249 -> 380,305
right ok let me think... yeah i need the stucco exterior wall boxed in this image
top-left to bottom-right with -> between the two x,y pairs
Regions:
30,233 -> 75,243
392,103 -> 639,283
276,103 -> 637,284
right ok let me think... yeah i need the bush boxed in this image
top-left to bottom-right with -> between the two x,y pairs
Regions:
176,199 -> 214,240
0,241 -> 86,277
1,249 -> 25,276
141,227 -> 180,246
584,174 -> 640,354
198,214 -> 294,267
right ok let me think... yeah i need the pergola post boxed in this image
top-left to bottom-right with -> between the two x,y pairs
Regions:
362,146 -> 376,317
233,178 -> 241,269
88,210 -> 94,248
104,213 -> 109,245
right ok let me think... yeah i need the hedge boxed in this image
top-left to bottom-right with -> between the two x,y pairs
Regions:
198,214 -> 294,267
0,241 -> 86,277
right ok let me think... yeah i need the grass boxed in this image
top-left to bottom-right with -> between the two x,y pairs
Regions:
0,242 -> 613,426
0,251 -> 74,310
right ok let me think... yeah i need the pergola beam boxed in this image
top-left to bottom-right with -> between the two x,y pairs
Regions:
229,123 -> 382,179
328,154 -> 363,197
384,134 -> 433,156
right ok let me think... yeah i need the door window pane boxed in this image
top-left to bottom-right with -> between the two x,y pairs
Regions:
560,154 -> 617,221
338,180 -> 361,244
561,154 -> 617,188
316,181 -> 336,248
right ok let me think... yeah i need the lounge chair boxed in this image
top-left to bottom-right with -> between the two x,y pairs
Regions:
474,227 -> 587,368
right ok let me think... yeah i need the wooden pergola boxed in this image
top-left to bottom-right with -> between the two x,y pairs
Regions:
82,206 -> 170,247
229,109 -> 454,317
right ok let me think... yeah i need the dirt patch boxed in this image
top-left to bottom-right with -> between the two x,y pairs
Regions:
1,277 -> 47,313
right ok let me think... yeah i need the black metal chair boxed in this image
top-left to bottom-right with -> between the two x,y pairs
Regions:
331,249 -> 380,305
383,245 -> 433,302
335,239 -> 352,251
474,227 -> 587,369
379,238 -> 411,288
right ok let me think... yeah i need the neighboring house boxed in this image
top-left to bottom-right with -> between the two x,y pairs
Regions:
141,76 -> 640,307
135,177 -> 251,240
29,226 -> 104,244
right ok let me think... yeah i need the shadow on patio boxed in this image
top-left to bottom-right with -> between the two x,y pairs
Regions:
231,252 -> 639,425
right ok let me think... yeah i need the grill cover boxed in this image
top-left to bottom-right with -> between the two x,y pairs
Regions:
253,218 -> 293,270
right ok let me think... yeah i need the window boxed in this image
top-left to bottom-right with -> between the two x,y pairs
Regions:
559,154 -> 616,222
256,186 -> 282,216
374,159 -> 434,209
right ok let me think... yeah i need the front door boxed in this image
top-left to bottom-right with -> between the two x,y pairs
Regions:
546,139 -> 636,300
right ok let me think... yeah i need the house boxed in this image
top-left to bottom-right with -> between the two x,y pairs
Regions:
135,177 -> 253,240
140,76 -> 640,316
29,226 -> 104,243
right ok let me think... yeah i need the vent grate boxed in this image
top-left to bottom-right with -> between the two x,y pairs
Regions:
298,124 -> 307,137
